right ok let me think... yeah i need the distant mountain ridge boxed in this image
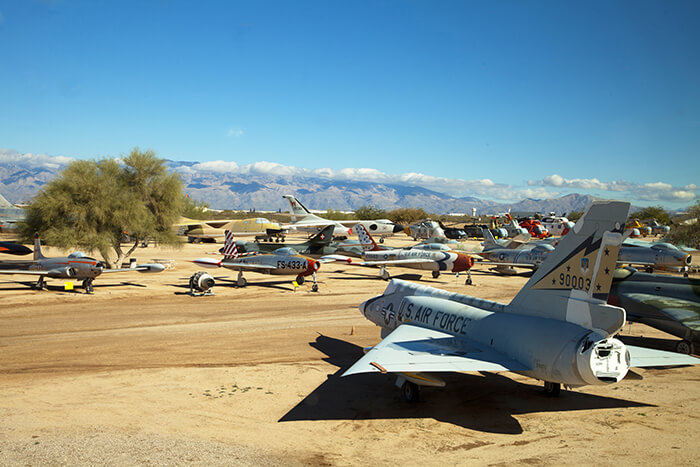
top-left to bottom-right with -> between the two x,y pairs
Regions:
0,154 -> 603,215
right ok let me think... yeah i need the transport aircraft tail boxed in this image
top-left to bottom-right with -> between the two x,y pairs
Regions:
508,201 -> 630,335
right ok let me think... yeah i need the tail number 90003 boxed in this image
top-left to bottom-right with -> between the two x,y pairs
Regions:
559,273 -> 590,291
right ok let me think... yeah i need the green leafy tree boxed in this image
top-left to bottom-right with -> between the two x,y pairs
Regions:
631,205 -> 671,225
666,201 -> 700,249
182,195 -> 210,219
387,207 -> 431,225
567,211 -> 584,223
20,148 -> 183,268
354,205 -> 388,220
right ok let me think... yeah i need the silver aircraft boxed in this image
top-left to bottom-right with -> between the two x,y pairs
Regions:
193,230 -> 333,291
0,234 -> 164,293
342,201 -> 699,401
473,228 -> 553,274
340,224 -> 475,284
618,241 -> 692,276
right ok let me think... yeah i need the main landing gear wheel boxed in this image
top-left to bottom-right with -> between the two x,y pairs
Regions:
295,275 -> 305,285
543,381 -> 561,397
380,266 -> 390,281
676,340 -> 695,355
34,276 -> 47,290
400,380 -> 420,403
82,279 -> 94,294
379,237 -> 384,243
432,271 -> 440,279
236,271 -> 247,288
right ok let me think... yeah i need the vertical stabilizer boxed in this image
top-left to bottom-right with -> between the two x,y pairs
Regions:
33,232 -> 46,260
508,201 -> 629,335
308,225 -> 335,245
481,228 -> 498,250
283,195 -> 315,222
355,224 -> 381,251
222,230 -> 240,259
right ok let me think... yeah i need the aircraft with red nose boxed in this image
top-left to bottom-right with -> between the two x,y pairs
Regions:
192,230 -> 329,291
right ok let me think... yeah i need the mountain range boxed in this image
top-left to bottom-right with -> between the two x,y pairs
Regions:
0,154 -> 603,215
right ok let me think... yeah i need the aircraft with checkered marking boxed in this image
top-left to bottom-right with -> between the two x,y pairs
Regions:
192,230 -> 338,291
342,201 -> 700,402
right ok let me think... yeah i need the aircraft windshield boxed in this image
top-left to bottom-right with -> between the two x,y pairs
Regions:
652,243 -> 679,251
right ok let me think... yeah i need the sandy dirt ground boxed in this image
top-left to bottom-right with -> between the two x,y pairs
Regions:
1,234 -> 699,465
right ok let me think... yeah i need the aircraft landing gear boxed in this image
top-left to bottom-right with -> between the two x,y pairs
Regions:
543,381 -> 561,397
400,380 -> 420,403
380,266 -> 390,281
432,271 -> 440,279
379,237 -> 384,244
676,340 -> 695,355
295,275 -> 305,285
311,272 -> 319,292
34,276 -> 47,290
82,278 -> 95,294
236,270 -> 247,287
466,270 -> 473,285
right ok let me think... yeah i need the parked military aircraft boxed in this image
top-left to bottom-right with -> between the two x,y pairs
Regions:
618,241 -> 692,276
406,220 -> 445,241
0,234 -> 164,293
177,217 -> 287,243
645,219 -> 671,236
540,213 -> 575,236
609,267 -> 700,354
341,224 -> 475,284
193,230 -> 331,291
342,201 -> 699,401
283,195 -> 403,242
0,241 -> 32,256
474,228 -> 553,274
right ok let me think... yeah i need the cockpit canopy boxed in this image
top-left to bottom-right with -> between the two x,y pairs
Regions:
272,247 -> 298,256
68,251 -> 91,258
651,243 -> 679,251
414,243 -> 451,251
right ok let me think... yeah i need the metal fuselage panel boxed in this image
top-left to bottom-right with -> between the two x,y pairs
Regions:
365,249 -> 459,272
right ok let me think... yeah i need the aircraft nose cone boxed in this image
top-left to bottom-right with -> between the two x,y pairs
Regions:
404,226 -> 411,236
452,253 -> 473,272
393,224 -> 405,233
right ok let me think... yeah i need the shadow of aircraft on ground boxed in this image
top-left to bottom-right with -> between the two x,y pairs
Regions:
279,334 -> 653,434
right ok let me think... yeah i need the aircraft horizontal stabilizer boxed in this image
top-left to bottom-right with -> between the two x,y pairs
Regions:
191,258 -> 222,268
626,345 -> 700,367
342,324 -> 530,377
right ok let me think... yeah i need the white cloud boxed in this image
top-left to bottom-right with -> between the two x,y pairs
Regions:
0,148 -> 74,168
190,160 -> 239,173
530,173 -> 698,203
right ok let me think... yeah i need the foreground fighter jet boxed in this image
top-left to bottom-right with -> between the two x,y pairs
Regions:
193,230 -> 333,291
343,224 -> 474,284
343,201 -> 699,401
609,268 -> 700,354
0,234 -> 164,293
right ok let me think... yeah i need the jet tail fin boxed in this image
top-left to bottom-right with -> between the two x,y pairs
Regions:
222,230 -> 240,259
308,225 -> 335,245
355,224 -> 381,251
481,228 -> 498,249
508,201 -> 630,335
283,194 -> 313,222
33,232 -> 45,260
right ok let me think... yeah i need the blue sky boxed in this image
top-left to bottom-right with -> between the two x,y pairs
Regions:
0,0 -> 698,208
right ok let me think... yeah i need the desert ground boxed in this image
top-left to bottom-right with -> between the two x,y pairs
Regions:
1,233 -> 699,466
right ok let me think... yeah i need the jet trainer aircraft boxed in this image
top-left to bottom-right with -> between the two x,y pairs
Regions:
0,234 -> 164,293
193,230 -> 335,291
342,224 -> 475,284
283,195 -> 403,241
342,201 -> 699,402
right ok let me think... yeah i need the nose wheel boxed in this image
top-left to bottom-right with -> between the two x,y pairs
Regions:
236,271 -> 247,287
82,278 -> 94,294
431,271 -> 440,279
380,266 -> 391,281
